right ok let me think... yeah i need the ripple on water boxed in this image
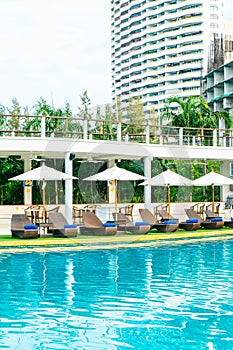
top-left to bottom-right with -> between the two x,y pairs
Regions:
0,242 -> 232,349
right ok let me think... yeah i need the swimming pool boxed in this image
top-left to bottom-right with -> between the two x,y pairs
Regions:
1,240 -> 233,349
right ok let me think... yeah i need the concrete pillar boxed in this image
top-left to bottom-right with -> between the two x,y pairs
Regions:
107,159 -> 116,206
23,158 -> 32,205
65,153 -> 73,223
143,157 -> 152,210
83,119 -> 88,140
213,129 -> 217,147
117,122 -> 121,141
179,128 -> 183,146
41,116 -> 46,138
221,161 -> 233,201
146,122 -> 150,144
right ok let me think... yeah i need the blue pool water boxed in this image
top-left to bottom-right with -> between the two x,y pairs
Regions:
1,241 -> 233,349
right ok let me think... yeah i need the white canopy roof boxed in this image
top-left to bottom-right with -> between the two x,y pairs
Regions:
83,164 -> 146,181
9,164 -> 77,181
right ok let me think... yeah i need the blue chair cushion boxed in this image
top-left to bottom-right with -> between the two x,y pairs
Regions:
64,224 -> 77,228
103,222 -> 117,227
163,220 -> 177,224
231,218 -> 233,221
186,219 -> 198,223
135,221 -> 150,226
211,217 -> 223,222
24,224 -> 38,230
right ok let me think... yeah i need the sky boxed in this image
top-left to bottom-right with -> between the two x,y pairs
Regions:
0,0 -> 112,112
0,0 -> 232,113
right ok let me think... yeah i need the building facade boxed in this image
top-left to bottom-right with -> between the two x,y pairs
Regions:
111,0 -> 224,113
202,60 -> 233,117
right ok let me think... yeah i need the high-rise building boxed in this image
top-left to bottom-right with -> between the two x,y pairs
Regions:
111,0 -> 224,113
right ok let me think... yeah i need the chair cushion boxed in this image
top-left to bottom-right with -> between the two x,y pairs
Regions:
135,221 -> 150,226
186,219 -> 198,223
24,225 -> 38,230
210,217 -> 223,222
163,220 -> 177,224
64,224 -> 77,228
103,222 -> 117,227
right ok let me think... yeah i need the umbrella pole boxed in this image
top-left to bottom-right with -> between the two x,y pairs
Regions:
42,189 -> 46,207
168,185 -> 171,218
212,184 -> 214,213
115,180 -> 118,217
42,179 -> 46,207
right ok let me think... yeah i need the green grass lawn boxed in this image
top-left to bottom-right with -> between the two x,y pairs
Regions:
0,226 -> 233,249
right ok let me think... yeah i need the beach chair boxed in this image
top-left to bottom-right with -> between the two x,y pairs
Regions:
79,212 -> 117,236
11,214 -> 39,239
47,213 -> 78,237
207,209 -> 233,228
139,209 -> 179,233
205,203 -> 220,216
119,204 -> 134,221
158,209 -> 179,223
179,213 -> 201,231
190,203 -> 205,218
112,212 -> 151,234
44,206 -> 60,223
185,208 -> 224,229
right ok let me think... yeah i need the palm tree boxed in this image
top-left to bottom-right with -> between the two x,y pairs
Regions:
162,95 -> 232,129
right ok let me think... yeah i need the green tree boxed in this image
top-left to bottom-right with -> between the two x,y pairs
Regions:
7,97 -> 21,131
0,156 -> 24,204
78,89 -> 92,119
162,95 -> 232,129
32,97 -> 63,134
125,96 -> 145,141
0,104 -> 6,130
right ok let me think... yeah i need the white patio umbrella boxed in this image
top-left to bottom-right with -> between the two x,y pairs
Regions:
9,163 -> 77,205
140,169 -> 193,216
82,164 -> 146,214
193,170 -> 233,212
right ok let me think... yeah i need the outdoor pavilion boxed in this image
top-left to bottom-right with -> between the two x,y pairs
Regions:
1,133 -> 233,222
0,138 -> 154,223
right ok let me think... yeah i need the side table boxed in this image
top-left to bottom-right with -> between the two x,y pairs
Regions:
38,222 -> 54,237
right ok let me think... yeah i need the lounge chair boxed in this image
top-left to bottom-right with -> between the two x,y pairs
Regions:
179,217 -> 201,231
79,212 -> 117,236
224,218 -> 233,228
139,209 -> 179,233
119,204 -> 134,221
112,212 -> 151,234
44,205 -> 60,223
47,213 -> 78,237
204,209 -> 233,228
204,209 -> 220,219
158,209 -> 179,223
185,208 -> 224,229
11,214 -> 39,239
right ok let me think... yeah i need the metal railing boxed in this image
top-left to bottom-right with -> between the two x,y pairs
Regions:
0,114 -> 232,147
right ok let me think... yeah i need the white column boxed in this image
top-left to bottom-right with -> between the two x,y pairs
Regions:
117,122 -> 121,141
83,119 -> 88,140
143,157 -> 152,210
41,116 -> 46,138
179,127 -> 183,146
108,160 -> 116,206
221,161 -> 232,201
146,121 -> 150,144
23,158 -> 32,205
65,153 -> 73,223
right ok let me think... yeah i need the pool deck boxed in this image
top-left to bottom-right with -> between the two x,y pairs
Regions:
1,228 -> 233,253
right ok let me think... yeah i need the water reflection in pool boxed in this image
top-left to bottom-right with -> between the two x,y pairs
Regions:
0,240 -> 233,349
